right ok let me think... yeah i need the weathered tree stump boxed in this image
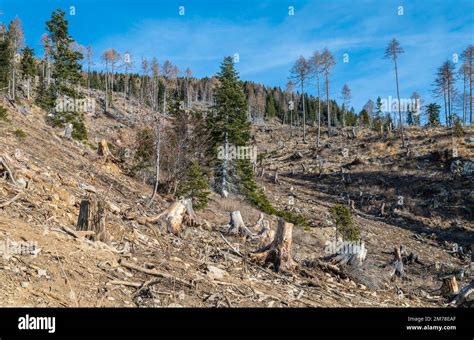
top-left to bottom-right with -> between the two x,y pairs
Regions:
163,198 -> 197,235
391,246 -> 405,280
226,211 -> 254,237
441,276 -> 459,297
76,198 -> 107,242
251,218 -> 296,272
273,171 -> 279,184
98,139 -> 112,162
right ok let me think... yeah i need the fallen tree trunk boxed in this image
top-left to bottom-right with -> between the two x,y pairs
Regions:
0,192 -> 21,208
251,218 -> 296,273
0,155 -> 17,185
119,259 -> 191,288
76,198 -> 107,242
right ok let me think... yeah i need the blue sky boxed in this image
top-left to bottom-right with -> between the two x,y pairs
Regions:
0,0 -> 473,113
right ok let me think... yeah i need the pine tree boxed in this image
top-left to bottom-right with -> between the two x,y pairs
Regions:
0,23 -> 11,92
375,96 -> 383,117
46,9 -> 83,98
426,103 -> 441,127
359,109 -> 370,126
20,47 -> 35,100
177,161 -> 210,210
208,56 -> 251,197
265,93 -> 277,118
44,9 -> 86,140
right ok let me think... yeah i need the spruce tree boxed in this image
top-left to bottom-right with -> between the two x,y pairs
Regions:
0,23 -> 11,91
43,9 -> 86,140
426,103 -> 440,127
177,161 -> 210,210
208,56 -> 251,196
375,96 -> 383,117
20,47 -> 35,100
46,9 -> 83,97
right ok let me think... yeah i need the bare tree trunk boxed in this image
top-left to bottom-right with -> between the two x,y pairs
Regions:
26,78 -> 30,100
394,58 -> 406,148
302,83 -> 306,143
326,73 -> 331,135
221,131 -> 229,198
317,74 -> 321,148
148,114 -> 161,205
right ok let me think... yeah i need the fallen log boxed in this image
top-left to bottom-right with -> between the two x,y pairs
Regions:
62,225 -> 96,239
118,259 -> 192,288
251,218 -> 296,273
0,192 -> 21,208
0,155 -> 17,185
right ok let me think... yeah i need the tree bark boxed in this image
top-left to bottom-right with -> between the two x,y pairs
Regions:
163,198 -> 196,235
441,276 -> 459,297
76,198 -> 107,242
251,218 -> 296,272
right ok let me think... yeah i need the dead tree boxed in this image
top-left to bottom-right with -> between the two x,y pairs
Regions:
251,218 -> 296,272
76,198 -> 107,242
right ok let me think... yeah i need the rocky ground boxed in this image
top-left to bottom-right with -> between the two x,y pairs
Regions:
0,93 -> 473,307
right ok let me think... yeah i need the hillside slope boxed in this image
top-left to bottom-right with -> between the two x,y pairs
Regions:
0,96 -> 473,307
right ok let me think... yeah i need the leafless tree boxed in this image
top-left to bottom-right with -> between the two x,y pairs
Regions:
185,66 -> 192,109
461,45 -> 474,125
320,48 -> 336,134
102,48 -> 120,111
7,16 -> 25,100
290,56 -> 311,142
310,51 -> 324,147
384,38 -> 406,147
433,61 -> 456,126
341,84 -> 351,128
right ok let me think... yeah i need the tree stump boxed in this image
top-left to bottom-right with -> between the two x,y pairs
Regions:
98,139 -> 111,162
391,246 -> 405,280
251,218 -> 296,273
164,198 -> 197,235
227,211 -> 254,237
441,276 -> 459,297
76,198 -> 107,242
